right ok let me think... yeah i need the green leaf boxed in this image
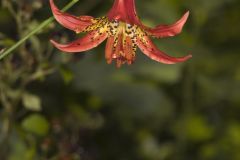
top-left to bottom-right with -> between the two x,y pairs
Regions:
22,93 -> 41,111
60,66 -> 74,84
21,114 -> 49,136
174,115 -> 214,142
9,138 -> 36,160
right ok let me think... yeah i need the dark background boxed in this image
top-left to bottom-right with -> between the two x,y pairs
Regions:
0,0 -> 240,159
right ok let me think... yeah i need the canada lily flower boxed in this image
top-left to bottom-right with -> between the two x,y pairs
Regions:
50,0 -> 192,67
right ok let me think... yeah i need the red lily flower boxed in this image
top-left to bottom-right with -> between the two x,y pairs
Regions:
50,0 -> 192,67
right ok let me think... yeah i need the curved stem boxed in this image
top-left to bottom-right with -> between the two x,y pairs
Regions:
0,0 -> 79,60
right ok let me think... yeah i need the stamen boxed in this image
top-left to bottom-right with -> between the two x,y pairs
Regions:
82,16 -> 147,66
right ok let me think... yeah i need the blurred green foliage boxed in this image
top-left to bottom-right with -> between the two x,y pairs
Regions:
0,0 -> 240,159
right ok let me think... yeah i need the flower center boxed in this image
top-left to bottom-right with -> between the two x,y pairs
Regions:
82,16 -> 147,66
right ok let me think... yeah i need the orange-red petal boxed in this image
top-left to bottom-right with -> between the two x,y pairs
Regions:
137,36 -> 192,64
50,31 -> 107,53
107,0 -> 142,26
146,11 -> 190,38
50,0 -> 93,33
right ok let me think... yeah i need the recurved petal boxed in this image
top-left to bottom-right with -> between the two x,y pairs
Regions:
50,31 -> 107,53
137,36 -> 192,64
50,0 -> 93,33
147,11 -> 190,38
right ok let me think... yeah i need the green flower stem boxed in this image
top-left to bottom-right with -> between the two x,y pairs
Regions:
0,0 -> 79,60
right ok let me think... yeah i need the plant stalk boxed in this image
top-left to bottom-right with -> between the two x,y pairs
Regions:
0,0 -> 79,60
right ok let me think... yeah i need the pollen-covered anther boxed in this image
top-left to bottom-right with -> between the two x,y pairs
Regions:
101,19 -> 141,67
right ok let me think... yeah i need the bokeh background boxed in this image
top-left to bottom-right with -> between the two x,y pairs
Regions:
0,0 -> 240,159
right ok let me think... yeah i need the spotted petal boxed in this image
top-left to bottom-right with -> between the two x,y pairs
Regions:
50,0 -> 93,33
50,31 -> 107,53
146,11 -> 190,38
137,36 -> 192,64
